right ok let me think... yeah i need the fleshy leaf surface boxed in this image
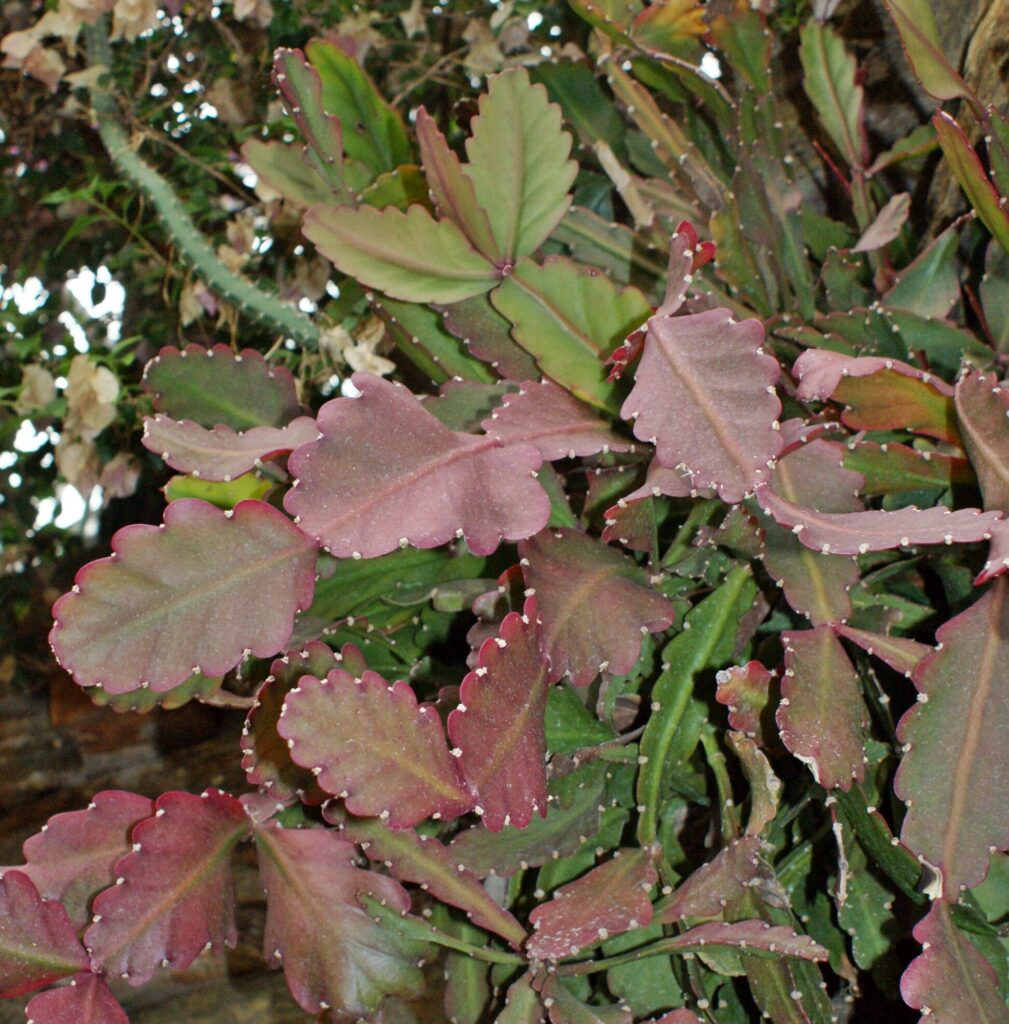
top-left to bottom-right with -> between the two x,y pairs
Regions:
142,415 -> 319,482
24,972 -> 129,1024
285,374 -> 548,558
84,789 -> 248,984
448,599 -> 550,831
0,871 -> 89,998
329,814 -> 526,947
621,308 -> 782,502
50,499 -> 317,693
527,849 -> 657,960
832,623 -> 930,677
778,627 -> 867,790
715,662 -> 774,741
241,138 -> 335,209
255,823 -> 426,1016
17,790 -> 154,927
440,293 -> 540,381
279,667 -> 474,827
883,0 -> 975,103
520,528 -> 675,686
665,921 -> 828,960
483,380 -> 633,461
755,485 -> 1001,555
896,578 -> 1009,898
497,972 -> 545,1023
142,345 -> 301,430
761,439 -> 862,625
463,68 -> 576,258
302,203 -> 497,304
656,837 -> 764,923
241,641 -> 339,800
955,369 -> 1009,513
899,901 -> 1009,1023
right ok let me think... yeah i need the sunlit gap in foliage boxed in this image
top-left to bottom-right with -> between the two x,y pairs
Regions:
700,51 -> 722,80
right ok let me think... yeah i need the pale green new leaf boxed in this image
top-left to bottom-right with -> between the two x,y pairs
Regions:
464,68 -> 577,259
303,203 -> 498,304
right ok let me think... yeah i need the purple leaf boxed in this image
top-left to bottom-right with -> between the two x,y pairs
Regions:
833,623 -> 931,677
440,294 -> 539,381
900,902 -> 1009,1023
896,578 -> 1009,898
241,642 -> 340,801
715,663 -> 774,742
755,483 -> 1001,555
527,849 -> 657,960
284,374 -> 549,558
954,369 -> 1009,512
794,349 -> 955,402
25,973 -> 129,1024
656,837 -> 764,923
666,920 -> 828,960
328,814 -> 526,947
416,107 -> 500,262
254,823 -> 426,1016
16,791 -> 154,928
978,518 -> 1009,584
279,667 -> 474,828
520,528 -> 675,686
448,598 -> 551,831
483,380 -> 633,461
142,415 -> 319,482
761,439 -> 863,624
84,789 -> 248,985
50,499 -> 317,694
142,344 -> 301,430
0,871 -> 89,998
621,307 -> 782,502
778,627 -> 867,790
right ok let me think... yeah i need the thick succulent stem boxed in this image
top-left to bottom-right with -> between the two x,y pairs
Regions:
84,19 -> 321,350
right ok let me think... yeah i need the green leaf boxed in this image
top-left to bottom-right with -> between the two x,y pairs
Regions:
491,256 -> 650,411
303,203 -> 498,303
799,20 -> 868,168
637,566 -> 757,845
933,110 -> 1009,257
306,38 -> 412,178
464,68 -> 577,259
546,684 -> 615,754
163,472 -> 274,508
241,139 -> 335,210
883,0 -> 977,106
884,224 -> 960,318
531,61 -> 628,160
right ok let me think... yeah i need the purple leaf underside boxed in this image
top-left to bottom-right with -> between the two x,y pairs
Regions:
448,598 -> 551,831
49,498 -> 317,694
142,415 -> 319,481
284,373 -> 549,558
279,667 -> 474,828
954,369 -> 1009,513
24,972 -> 130,1024
793,350 -> 954,402
622,307 -> 782,503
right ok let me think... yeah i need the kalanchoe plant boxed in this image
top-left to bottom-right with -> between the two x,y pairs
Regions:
12,1 -> 1009,1021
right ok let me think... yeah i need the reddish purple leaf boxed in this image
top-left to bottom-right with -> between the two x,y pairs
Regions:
0,871 -> 88,998
482,380 -> 633,461
900,902 -> 1009,1023
142,415 -> 319,482
241,642 -> 339,801
447,599 -> 550,831
520,529 -> 675,686
715,663 -> 774,741
284,374 -> 549,558
329,813 -> 526,947
440,294 -> 540,381
254,823 -> 426,1016
17,791 -> 154,928
142,344 -> 301,430
601,493 -> 657,553
761,439 -> 863,625
84,789 -> 248,985
666,920 -> 827,960
793,349 -> 955,402
50,499 -> 317,694
279,668 -> 474,828
778,627 -> 867,790
527,849 -> 657,960
656,836 -> 764,923
978,518 -> 1009,584
833,623 -> 930,677
25,973 -> 129,1024
896,578 -> 1009,898
954,369 -> 1009,512
755,483 -> 1001,555
621,307 -> 782,502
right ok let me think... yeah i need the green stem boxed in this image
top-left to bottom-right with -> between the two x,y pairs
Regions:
661,499 -> 720,569
700,723 -> 739,844
84,19 -> 320,350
